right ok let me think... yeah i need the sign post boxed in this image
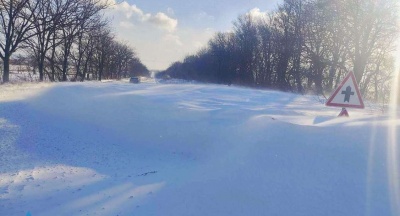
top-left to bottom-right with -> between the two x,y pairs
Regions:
326,71 -> 364,116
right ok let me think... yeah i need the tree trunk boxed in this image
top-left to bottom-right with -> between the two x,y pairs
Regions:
334,69 -> 343,89
293,51 -> 302,93
50,37 -> 57,81
62,45 -> 70,81
38,62 -> 44,81
353,56 -> 367,84
314,68 -> 323,94
277,54 -> 289,90
38,54 -> 45,81
313,59 -> 324,94
327,53 -> 339,92
62,56 -> 68,81
98,62 -> 103,81
81,61 -> 89,82
2,56 -> 10,82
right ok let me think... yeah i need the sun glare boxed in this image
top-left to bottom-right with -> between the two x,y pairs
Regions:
387,21 -> 400,216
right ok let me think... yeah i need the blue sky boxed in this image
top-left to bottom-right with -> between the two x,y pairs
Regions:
106,0 -> 281,70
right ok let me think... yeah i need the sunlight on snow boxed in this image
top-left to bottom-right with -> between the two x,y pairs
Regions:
43,181 -> 165,215
387,42 -> 400,216
0,165 -> 106,200
86,182 -> 165,215
1,79 -> 399,215
362,37 -> 400,216
0,164 -> 165,215
365,116 -> 381,216
0,83 -> 54,102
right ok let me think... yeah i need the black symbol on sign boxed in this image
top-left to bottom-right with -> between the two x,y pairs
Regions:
341,86 -> 354,102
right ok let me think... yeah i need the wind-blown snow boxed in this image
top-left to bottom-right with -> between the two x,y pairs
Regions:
0,80 -> 399,216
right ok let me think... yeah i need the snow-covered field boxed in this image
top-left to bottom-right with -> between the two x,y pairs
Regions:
0,80 -> 399,216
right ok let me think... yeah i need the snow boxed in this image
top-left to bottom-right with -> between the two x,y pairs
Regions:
0,80 -> 399,216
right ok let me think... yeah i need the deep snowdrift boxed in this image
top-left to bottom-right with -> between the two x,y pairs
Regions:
0,80 -> 399,216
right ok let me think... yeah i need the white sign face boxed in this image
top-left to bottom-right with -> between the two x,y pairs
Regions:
326,72 -> 364,109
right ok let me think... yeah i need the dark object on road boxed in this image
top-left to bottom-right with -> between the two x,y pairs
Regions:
130,77 -> 140,83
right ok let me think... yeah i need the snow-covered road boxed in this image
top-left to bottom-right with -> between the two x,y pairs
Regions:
0,81 -> 399,215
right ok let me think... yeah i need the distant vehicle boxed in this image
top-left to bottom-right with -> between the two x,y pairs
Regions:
129,77 -> 140,83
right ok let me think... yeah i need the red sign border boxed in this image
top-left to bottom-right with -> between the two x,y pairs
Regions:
326,72 -> 364,109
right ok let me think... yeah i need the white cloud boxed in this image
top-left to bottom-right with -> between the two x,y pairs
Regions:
247,8 -> 268,20
105,2 -> 215,70
163,34 -> 183,46
147,12 -> 178,32
113,2 -> 145,19
110,1 -> 177,32
119,21 -> 134,29
99,0 -> 117,7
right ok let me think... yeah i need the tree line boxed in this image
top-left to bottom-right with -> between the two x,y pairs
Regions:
0,0 -> 149,83
158,0 -> 399,102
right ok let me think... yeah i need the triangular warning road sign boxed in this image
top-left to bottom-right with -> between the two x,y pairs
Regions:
326,71 -> 364,109
338,108 -> 349,117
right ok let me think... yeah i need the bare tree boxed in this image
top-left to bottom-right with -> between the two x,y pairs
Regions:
271,0 -> 303,91
0,0 -> 39,82
302,0 -> 332,94
344,0 -> 399,83
71,15 -> 107,81
25,0 -> 76,81
233,14 -> 258,86
160,0 -> 398,101
93,27 -> 113,81
209,32 -> 237,84
56,0 -> 106,81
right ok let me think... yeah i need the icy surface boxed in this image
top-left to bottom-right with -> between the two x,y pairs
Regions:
0,80 -> 399,215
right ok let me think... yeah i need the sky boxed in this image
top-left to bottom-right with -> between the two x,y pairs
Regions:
104,0 -> 282,70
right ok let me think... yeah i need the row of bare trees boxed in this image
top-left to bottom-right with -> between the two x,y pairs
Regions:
0,0 -> 148,83
158,0 -> 399,102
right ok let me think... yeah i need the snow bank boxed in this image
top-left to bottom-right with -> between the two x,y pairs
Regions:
0,81 -> 399,215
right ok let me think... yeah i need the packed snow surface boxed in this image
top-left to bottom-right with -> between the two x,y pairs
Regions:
0,80 -> 399,216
